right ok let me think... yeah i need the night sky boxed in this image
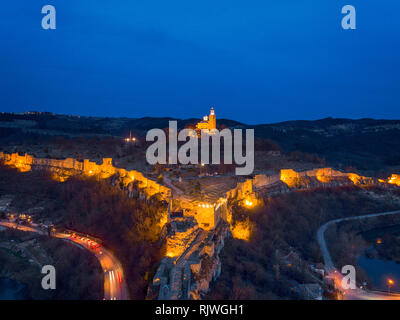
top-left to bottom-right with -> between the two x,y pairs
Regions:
1,1 -> 399,124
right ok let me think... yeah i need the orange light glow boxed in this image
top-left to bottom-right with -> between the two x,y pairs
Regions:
388,174 -> 400,186
125,136 -> 136,142
280,169 -> 299,188
347,173 -> 362,185
166,251 -> 177,258
51,172 -> 67,182
316,169 -> 332,183
316,175 -> 332,183
281,169 -> 301,188
231,221 -> 251,241
165,245 -> 182,258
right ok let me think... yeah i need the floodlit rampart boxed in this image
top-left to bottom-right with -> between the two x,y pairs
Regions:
0,152 -> 171,200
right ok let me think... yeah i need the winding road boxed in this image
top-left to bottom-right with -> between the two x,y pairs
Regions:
317,210 -> 400,300
0,220 -> 129,300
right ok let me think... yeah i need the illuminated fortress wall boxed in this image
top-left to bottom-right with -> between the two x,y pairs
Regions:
225,174 -> 281,204
280,167 -> 375,187
0,152 -> 33,172
388,174 -> 400,186
193,205 -> 216,230
253,174 -> 280,188
0,152 -> 171,200
226,179 -> 254,200
223,168 -> 383,240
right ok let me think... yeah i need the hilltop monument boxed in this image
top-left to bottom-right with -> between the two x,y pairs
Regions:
196,107 -> 216,131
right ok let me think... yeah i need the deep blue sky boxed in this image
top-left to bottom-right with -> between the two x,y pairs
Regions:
1,1 -> 399,124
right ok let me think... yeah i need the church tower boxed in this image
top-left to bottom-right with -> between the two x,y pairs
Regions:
209,107 -> 216,130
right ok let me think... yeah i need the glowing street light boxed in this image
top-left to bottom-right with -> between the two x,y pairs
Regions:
244,199 -> 253,207
125,131 -> 136,143
387,278 -> 395,294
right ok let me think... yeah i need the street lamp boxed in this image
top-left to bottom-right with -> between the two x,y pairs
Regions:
387,278 -> 394,294
125,131 -> 136,143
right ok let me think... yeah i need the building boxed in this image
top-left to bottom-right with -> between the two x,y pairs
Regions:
196,107 -> 216,131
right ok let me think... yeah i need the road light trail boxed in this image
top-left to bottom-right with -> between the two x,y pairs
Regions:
0,220 -> 129,300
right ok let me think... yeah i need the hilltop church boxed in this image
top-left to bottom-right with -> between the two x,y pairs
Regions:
196,107 -> 216,131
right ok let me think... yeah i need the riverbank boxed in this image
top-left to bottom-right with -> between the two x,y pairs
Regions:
358,253 -> 400,292
357,224 -> 400,292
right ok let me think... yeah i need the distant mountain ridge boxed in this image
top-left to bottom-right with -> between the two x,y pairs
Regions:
4,112 -> 400,131
1,113 -> 400,172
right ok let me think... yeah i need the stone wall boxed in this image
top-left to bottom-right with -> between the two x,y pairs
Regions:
0,152 -> 171,200
280,167 -> 375,187
192,205 -> 216,230
254,174 -> 280,187
226,179 -> 254,200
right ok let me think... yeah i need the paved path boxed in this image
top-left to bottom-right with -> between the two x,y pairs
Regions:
0,220 -> 129,300
316,210 -> 400,300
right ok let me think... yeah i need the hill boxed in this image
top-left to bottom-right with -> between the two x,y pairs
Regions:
1,112 -> 400,173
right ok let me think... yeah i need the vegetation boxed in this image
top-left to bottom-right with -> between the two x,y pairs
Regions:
375,233 -> 400,263
209,186 -> 400,299
3,113 -> 400,174
0,165 -> 166,299
0,229 -> 103,299
347,216 -> 400,264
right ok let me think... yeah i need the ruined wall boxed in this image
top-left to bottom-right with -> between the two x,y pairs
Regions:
253,174 -> 280,188
165,217 -> 199,258
226,173 -> 283,202
226,179 -> 254,200
0,152 -> 171,200
192,205 -> 216,230
225,174 -> 274,209
389,174 -> 400,186
280,167 -> 375,187
221,167 -> 382,241
0,152 -> 33,172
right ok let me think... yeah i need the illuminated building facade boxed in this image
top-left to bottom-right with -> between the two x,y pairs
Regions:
196,107 -> 216,131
